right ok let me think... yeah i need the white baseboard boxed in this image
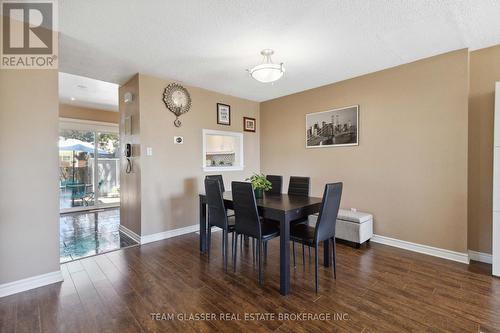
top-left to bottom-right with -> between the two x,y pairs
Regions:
371,234 -> 470,264
141,224 -> 199,245
468,250 -> 493,264
119,225 -> 141,243
0,270 -> 63,298
121,223 -> 200,245
195,226 -> 222,234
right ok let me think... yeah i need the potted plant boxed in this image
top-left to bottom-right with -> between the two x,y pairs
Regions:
246,173 -> 272,199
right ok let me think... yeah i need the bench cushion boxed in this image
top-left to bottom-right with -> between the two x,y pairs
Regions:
312,209 -> 373,224
337,209 -> 373,224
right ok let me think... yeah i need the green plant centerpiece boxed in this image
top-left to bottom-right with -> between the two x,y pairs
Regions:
246,173 -> 272,199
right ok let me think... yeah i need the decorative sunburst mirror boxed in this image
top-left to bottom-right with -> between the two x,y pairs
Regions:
163,83 -> 192,127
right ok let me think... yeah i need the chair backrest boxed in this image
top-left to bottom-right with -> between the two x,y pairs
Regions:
231,181 -> 261,238
288,176 -> 310,197
204,178 -> 228,230
205,175 -> 225,192
315,183 -> 343,243
266,175 -> 283,194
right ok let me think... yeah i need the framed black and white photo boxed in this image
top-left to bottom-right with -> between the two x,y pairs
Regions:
306,105 -> 359,148
243,117 -> 256,132
217,103 -> 231,125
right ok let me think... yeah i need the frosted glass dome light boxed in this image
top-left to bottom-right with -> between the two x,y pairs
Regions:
248,49 -> 285,83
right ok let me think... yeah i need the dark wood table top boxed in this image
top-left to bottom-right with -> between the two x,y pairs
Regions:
200,191 -> 323,212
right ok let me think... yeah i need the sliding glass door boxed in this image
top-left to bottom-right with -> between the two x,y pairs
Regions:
59,120 -> 119,213
96,133 -> 120,206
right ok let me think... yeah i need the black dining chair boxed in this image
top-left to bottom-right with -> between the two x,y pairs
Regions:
288,176 -> 311,263
266,175 -> 283,194
231,181 -> 280,285
206,175 -> 225,192
288,176 -> 310,197
205,178 -> 235,272
205,175 -> 234,216
290,182 -> 343,293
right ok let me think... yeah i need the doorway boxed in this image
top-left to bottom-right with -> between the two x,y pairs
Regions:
58,72 -> 137,263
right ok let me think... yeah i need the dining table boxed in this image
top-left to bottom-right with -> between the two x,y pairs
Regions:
199,191 -> 327,296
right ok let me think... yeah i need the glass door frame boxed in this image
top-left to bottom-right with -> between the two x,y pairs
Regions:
59,118 -> 119,214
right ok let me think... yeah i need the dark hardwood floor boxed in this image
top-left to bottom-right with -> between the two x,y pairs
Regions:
1,231 -> 499,332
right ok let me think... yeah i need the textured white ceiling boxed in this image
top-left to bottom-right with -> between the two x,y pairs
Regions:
59,72 -> 119,111
59,0 -> 500,102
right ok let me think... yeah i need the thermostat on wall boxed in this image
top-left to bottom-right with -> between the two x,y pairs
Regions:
174,136 -> 184,144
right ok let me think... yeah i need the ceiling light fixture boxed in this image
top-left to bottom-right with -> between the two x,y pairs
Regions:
70,97 -> 76,101
247,49 -> 285,83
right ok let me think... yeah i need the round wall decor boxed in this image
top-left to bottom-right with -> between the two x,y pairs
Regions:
163,83 -> 192,127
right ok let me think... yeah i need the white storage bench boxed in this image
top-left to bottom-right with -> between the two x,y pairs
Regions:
309,209 -> 373,248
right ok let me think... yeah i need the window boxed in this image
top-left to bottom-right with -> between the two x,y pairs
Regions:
202,129 -> 244,172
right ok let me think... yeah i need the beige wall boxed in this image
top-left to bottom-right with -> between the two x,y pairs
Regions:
59,103 -> 119,123
119,75 -> 142,235
468,45 -> 500,254
137,74 -> 260,235
260,49 -> 469,253
0,69 -> 60,284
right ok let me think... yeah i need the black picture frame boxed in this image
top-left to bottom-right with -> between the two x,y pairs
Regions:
243,117 -> 256,132
217,103 -> 231,125
306,105 -> 359,148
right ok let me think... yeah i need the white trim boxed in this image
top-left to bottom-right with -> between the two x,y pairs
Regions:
494,82 -> 500,276
371,234 -> 470,264
60,203 -> 119,214
119,225 -> 141,244
468,250 -> 493,264
202,129 -> 244,172
0,270 -> 63,298
59,117 -> 119,133
203,166 -> 244,172
195,226 -> 222,234
141,224 -> 199,245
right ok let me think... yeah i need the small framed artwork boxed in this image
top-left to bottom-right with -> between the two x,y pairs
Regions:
217,103 -> 231,125
243,117 -> 256,132
306,105 -> 359,148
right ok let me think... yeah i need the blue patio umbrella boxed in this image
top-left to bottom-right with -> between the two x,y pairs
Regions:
59,138 -> 108,154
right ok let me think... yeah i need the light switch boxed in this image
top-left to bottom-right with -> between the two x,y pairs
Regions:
146,147 -> 153,156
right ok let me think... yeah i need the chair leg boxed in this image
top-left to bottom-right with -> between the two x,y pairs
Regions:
332,238 -> 337,279
292,241 -> 296,268
302,243 -> 306,268
314,244 -> 319,293
252,238 -> 256,264
257,239 -> 263,285
207,224 -> 211,260
233,233 -> 238,272
223,231 -> 228,272
231,232 -> 235,260
308,246 -> 311,261
263,241 -> 268,264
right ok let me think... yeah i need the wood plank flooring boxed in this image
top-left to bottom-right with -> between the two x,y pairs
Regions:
1,231 -> 499,332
